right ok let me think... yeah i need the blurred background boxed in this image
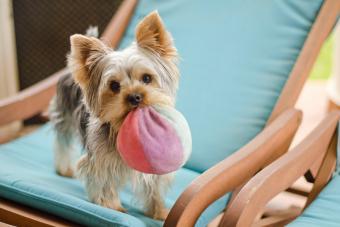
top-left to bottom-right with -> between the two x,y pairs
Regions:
0,0 -> 339,143
0,0 -> 122,139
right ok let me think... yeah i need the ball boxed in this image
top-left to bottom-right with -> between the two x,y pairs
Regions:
117,105 -> 192,174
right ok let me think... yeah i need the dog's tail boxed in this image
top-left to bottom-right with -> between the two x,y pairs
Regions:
85,25 -> 99,38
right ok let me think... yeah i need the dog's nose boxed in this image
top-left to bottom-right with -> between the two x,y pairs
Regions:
127,93 -> 143,106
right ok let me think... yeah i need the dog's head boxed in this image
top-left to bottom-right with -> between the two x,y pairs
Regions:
68,11 -> 179,130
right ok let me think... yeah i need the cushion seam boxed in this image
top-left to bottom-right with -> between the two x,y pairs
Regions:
0,183 -> 131,227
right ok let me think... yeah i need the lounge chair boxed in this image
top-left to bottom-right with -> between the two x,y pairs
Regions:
0,0 -> 337,226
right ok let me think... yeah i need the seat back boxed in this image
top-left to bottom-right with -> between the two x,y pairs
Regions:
119,0 -> 323,173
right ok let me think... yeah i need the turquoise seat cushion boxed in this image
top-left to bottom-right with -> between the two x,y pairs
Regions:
0,124 -> 229,226
288,174 -> 340,227
119,0 -> 323,173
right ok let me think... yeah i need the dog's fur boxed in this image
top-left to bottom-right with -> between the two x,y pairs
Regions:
49,11 -> 179,219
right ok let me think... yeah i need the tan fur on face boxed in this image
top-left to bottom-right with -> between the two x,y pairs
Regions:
135,11 -> 177,60
99,84 -> 174,132
58,12 -> 180,220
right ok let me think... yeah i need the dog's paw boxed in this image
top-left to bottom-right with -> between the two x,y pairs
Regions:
115,205 -> 127,213
56,166 -> 75,178
54,143 -> 78,178
148,208 -> 169,221
100,200 -> 127,213
55,155 -> 76,178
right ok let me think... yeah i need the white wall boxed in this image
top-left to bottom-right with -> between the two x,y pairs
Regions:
0,0 -> 18,97
0,0 -> 21,140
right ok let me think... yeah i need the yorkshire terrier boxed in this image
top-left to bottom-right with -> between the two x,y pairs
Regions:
49,11 -> 179,220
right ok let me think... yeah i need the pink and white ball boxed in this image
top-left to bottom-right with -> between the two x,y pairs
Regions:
117,105 -> 192,175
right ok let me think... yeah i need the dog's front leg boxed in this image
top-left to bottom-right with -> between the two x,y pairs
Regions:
77,154 -> 126,212
87,180 -> 125,212
140,173 -> 174,220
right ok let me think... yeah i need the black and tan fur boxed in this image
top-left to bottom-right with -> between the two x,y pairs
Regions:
49,11 -> 180,219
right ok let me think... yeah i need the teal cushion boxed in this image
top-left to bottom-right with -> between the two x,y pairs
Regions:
119,0 -> 323,173
0,1 -> 325,226
0,124 -> 229,226
288,174 -> 340,227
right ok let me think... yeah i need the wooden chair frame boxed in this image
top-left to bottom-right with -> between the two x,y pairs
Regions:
0,0 -> 339,226
223,111 -> 340,227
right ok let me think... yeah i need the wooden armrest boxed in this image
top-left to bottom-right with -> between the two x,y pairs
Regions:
0,0 -> 137,127
0,69 -> 68,126
222,111 -> 340,227
164,108 -> 302,227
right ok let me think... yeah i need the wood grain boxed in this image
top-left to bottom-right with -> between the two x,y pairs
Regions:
0,198 -> 76,227
221,111 -> 340,227
0,68 -> 68,126
164,109 -> 302,227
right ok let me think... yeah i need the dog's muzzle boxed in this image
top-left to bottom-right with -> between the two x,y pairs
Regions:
127,93 -> 143,106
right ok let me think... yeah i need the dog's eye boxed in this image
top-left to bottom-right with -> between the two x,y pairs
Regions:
142,74 -> 152,84
110,81 -> 120,92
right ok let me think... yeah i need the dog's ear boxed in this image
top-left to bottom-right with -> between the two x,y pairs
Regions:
135,11 -> 177,60
69,34 -> 108,87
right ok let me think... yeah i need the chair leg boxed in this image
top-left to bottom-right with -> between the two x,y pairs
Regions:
254,207 -> 300,227
305,130 -> 337,207
0,198 -> 75,227
207,206 -> 300,227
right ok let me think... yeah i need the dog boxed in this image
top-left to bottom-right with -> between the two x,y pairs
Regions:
49,11 -> 179,220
